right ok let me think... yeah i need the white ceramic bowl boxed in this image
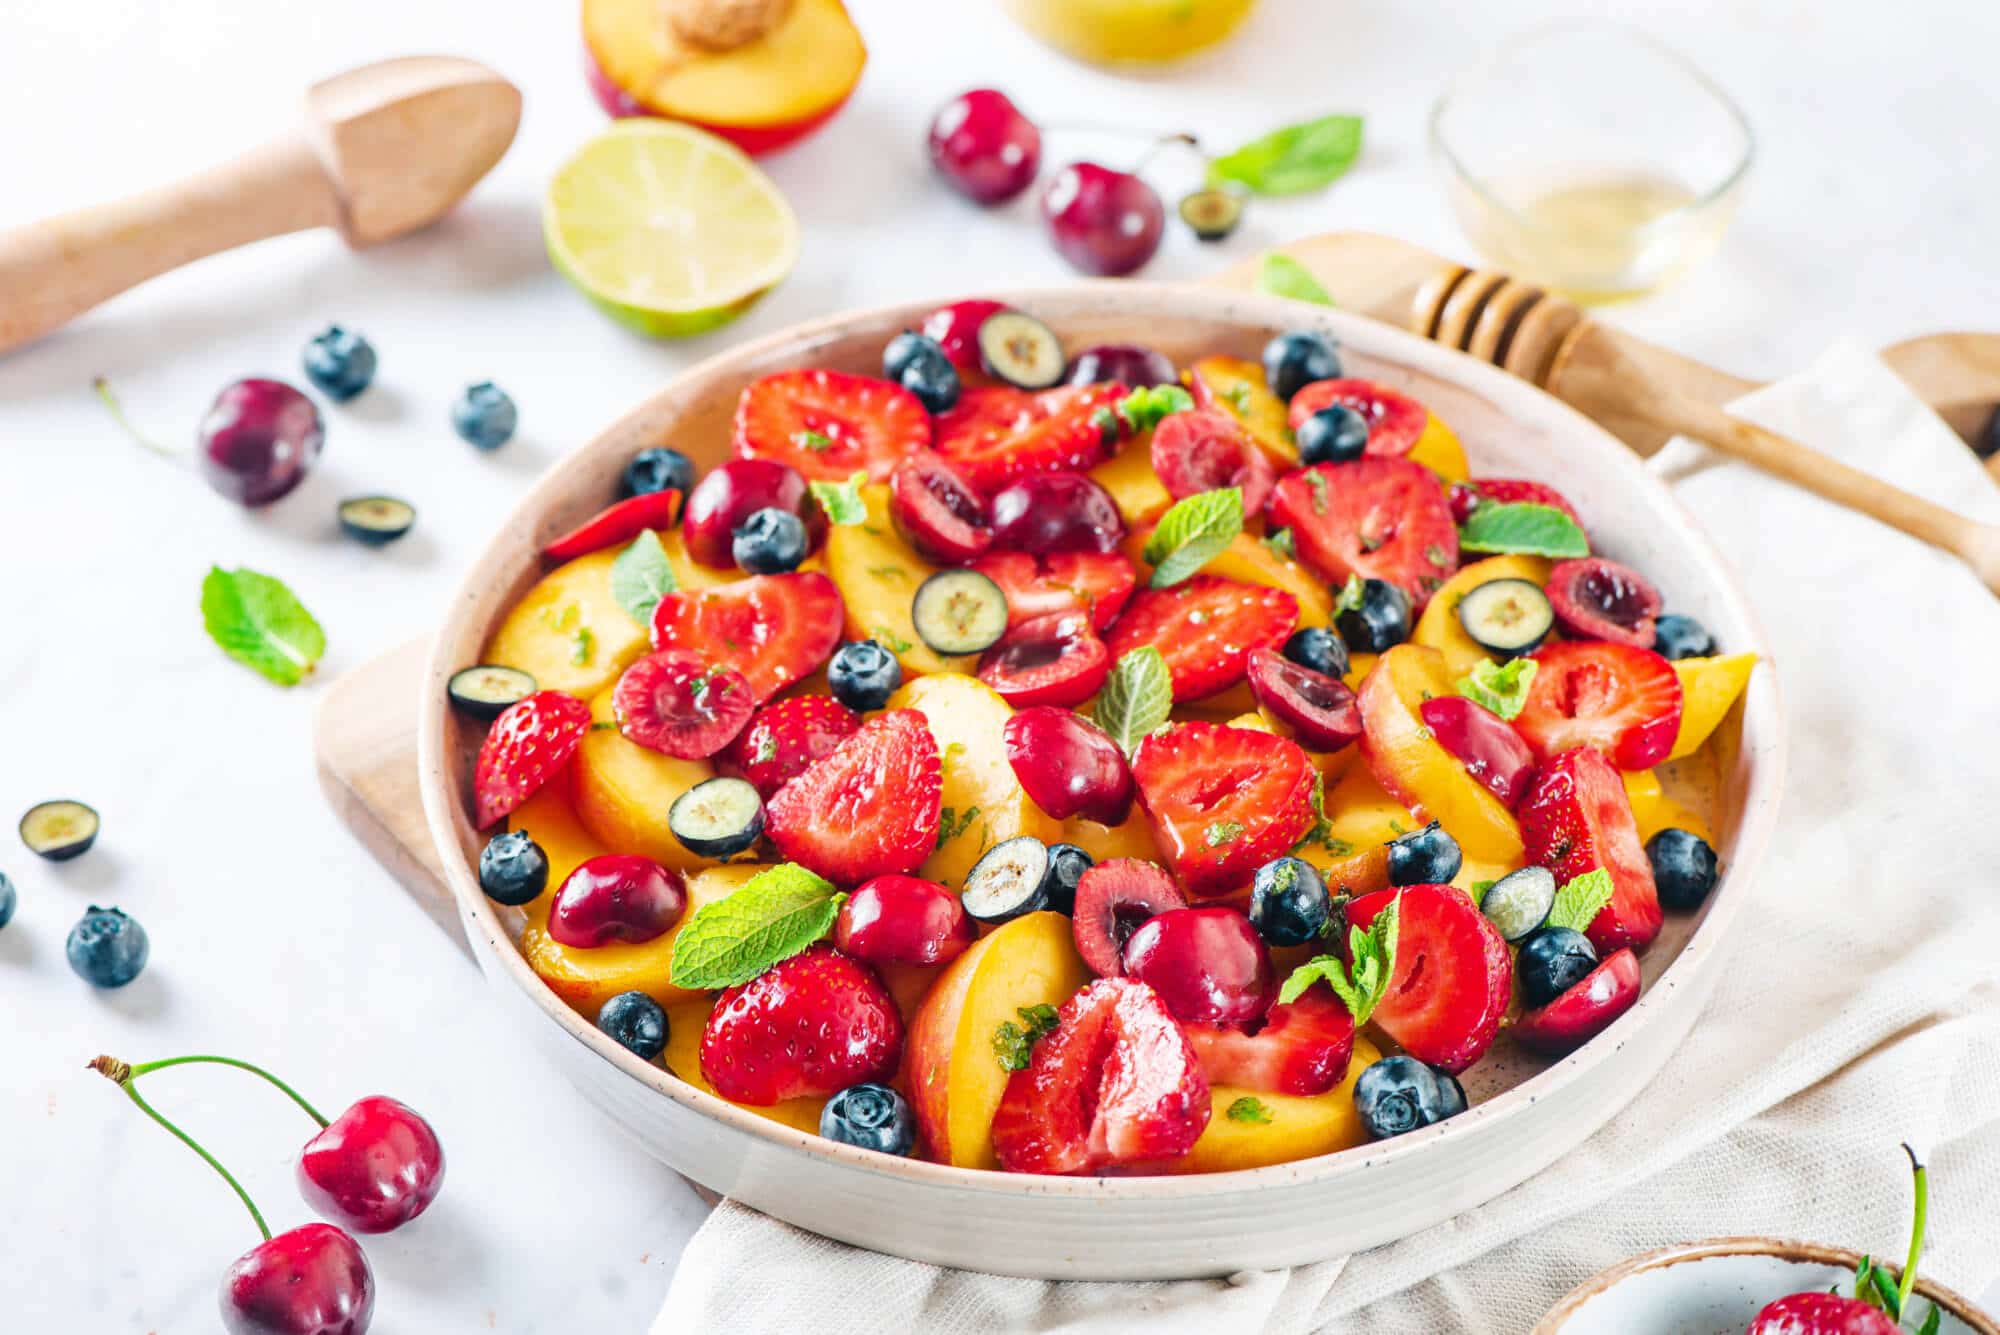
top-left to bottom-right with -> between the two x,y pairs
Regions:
417,285 -> 1784,1279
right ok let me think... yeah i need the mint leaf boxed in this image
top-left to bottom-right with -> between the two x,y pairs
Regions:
1277,891 -> 1400,1024
1455,658 -> 1539,721
1545,868 -> 1614,934
793,429 -> 834,454
809,470 -> 869,526
1144,486 -> 1243,588
1115,384 -> 1195,435
1332,573 -> 1364,616
1094,647 -> 1172,756
610,530 -> 677,626
1468,879 -> 1496,906
200,566 -> 326,687
1226,1096 -> 1273,1124
993,1003 -> 1060,1071
1259,253 -> 1334,305
668,863 -> 844,990
1261,527 -> 1296,559
1204,820 -> 1245,848
1209,114 -> 1363,196
1458,503 -> 1589,559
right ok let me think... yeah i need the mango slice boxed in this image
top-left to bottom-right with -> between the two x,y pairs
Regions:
824,484 -> 977,678
1667,652 -> 1757,761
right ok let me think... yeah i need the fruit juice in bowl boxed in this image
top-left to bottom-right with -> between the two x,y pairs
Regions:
999,0 -> 1259,65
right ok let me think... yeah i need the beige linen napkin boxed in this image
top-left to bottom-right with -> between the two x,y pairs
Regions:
658,342 -> 2000,1334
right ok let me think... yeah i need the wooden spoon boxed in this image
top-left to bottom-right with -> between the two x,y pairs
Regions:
0,56 -> 521,356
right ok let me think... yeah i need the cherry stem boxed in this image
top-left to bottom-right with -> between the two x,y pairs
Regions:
1039,124 -> 1207,176
92,376 -> 180,459
125,1054 -> 331,1128
1898,1142 -> 1927,1314
90,1056 -> 271,1242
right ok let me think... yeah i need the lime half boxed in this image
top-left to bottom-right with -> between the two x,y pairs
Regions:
545,120 -> 799,338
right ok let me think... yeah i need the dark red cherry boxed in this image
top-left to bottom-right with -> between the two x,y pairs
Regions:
889,452 -> 992,563
1041,162 -> 1165,277
547,854 -> 687,948
1122,907 -> 1273,1025
1245,649 -> 1362,751
199,379 -> 324,507
1067,343 -> 1177,389
920,299 -> 1010,373
683,458 -> 821,569
976,610 -> 1110,708
1002,705 -> 1133,826
296,1096 -> 445,1235
1418,695 -> 1534,808
988,472 -> 1125,554
220,1223 -> 374,1335
833,874 -> 976,966
928,89 -> 1042,205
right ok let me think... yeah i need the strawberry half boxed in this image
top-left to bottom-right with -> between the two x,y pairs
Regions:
1104,576 -> 1297,702
718,694 -> 861,799
1512,947 -> 1641,1055
698,945 -> 904,1105
1347,884 -> 1512,1074
765,710 -> 943,885
1518,747 -> 1662,954
1746,1294 -> 1902,1335
1131,721 -> 1316,898
1286,378 -> 1427,459
989,978 -> 1210,1174
933,384 -> 1122,494
1268,458 -> 1458,609
971,549 -> 1136,631
732,369 -> 932,483
473,690 -> 591,829
1515,640 -> 1682,771
651,572 -> 845,705
612,650 -> 755,759
1184,982 -> 1356,1096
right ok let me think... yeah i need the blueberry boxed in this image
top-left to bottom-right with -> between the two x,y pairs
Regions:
1337,578 -> 1410,653
597,990 -> 669,1060
1249,857 -> 1330,947
301,325 -> 377,402
1647,828 -> 1719,911
0,871 -> 14,930
67,906 -> 148,988
1479,866 -> 1556,942
1281,626 -> 1349,679
1651,613 -> 1716,660
623,447 -> 695,499
820,1082 -> 916,1155
479,830 -> 549,906
1432,1069 -> 1468,1120
883,332 -> 961,415
733,507 -> 809,574
1387,821 -> 1461,886
1296,405 -> 1368,465
1043,842 -> 1093,915
1517,927 -> 1598,1007
828,640 -> 902,712
1354,1055 -> 1447,1139
1261,330 -> 1341,401
452,381 -> 517,450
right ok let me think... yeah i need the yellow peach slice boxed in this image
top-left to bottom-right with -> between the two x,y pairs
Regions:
1667,653 -> 1757,761
659,526 -> 745,594
483,548 -> 650,698
824,484 -> 977,679
1412,555 -> 1553,677
1189,356 -> 1297,466
1164,1037 -> 1380,1173
663,993 -> 825,1135
1199,532 -> 1335,629
1356,645 -> 1524,864
1406,413 -> 1470,483
572,689 -> 715,873
1090,437 -> 1173,528
1061,810 -> 1161,863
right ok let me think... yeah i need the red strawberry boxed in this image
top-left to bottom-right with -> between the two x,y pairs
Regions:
990,978 -> 1210,1174
1518,747 -> 1662,954
1286,378 -> 1428,459
651,572 -> 845,704
612,650 -> 755,759
1104,576 -> 1297,701
1746,1293 -> 1902,1335
765,710 -> 942,884
1513,947 -> 1641,1055
698,945 -> 903,1104
542,490 -> 684,561
718,695 -> 861,799
1515,640 -> 1682,770
971,549 -> 1136,631
472,691 -> 592,828
1462,477 -> 1582,528
732,369 -> 932,483
1347,884 -> 1512,1074
1131,722 -> 1316,898
1184,982 -> 1356,1096
1149,409 -> 1276,516
1268,458 -> 1458,609
933,384 -> 1122,494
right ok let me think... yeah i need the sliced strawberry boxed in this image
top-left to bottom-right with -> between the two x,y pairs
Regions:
717,694 -> 860,798
1103,576 -> 1297,701
1347,884 -> 1512,1074
698,945 -> 903,1105
990,978 -> 1210,1174
1268,458 -> 1458,609
732,369 -> 932,483
1513,947 -> 1641,1055
765,710 -> 943,885
920,298 -> 1009,373
1184,982 -> 1356,1096
472,690 -> 592,828
1518,747 -> 1662,954
1746,1294 -> 1902,1335
933,384 -> 1122,494
612,650 -> 755,759
976,610 -> 1110,709
1287,378 -> 1427,459
1149,409 -> 1276,516
1131,721 -> 1316,898
650,572 -> 845,704
1515,640 -> 1682,770
542,490 -> 684,562
1463,477 -> 1582,528
971,549 -> 1136,631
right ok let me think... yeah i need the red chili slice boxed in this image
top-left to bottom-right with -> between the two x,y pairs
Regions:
542,490 -> 684,562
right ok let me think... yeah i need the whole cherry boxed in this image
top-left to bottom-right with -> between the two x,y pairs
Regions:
683,458 -> 821,569
222,1223 -> 375,1335
297,1096 -> 446,1235
928,89 -> 1042,205
1122,907 -> 1274,1025
1002,706 -> 1133,826
1041,162 -> 1166,277
548,854 -> 687,948
988,472 -> 1126,555
834,874 -> 976,966
199,379 -> 325,507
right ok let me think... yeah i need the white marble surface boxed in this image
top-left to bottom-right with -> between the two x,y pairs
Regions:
1,0 -> 1994,1330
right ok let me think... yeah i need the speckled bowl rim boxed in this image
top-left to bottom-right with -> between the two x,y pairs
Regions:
417,282 -> 1786,1202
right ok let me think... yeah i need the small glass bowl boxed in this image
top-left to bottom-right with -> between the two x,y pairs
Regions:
1430,22 -> 1754,303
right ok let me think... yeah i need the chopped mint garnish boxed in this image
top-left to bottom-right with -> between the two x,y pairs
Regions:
1226,1096 -> 1274,1124
993,1003 -> 1060,1072
1455,657 -> 1538,721
808,470 -> 869,526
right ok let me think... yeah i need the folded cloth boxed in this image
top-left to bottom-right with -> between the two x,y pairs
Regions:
658,341 -> 2000,1334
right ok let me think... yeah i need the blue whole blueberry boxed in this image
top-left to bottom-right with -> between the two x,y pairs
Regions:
67,905 -> 148,988
479,830 -> 549,906
733,506 -> 809,574
1337,578 -> 1411,653
1354,1055 -> 1446,1139
1647,828 -> 1720,911
820,1082 -> 916,1155
883,332 -> 961,415
827,640 -> 902,712
1249,856 -> 1331,947
452,381 -> 518,450
1281,626 -> 1349,680
1517,926 -> 1598,1008
301,325 -> 377,402
1042,842 -> 1093,916
1387,821 -> 1462,887
597,990 -> 669,1060
623,447 -> 695,499
1432,1069 -> 1468,1120
0,871 -> 15,930
1296,404 -> 1369,465
1651,613 -> 1717,661
1261,330 -> 1341,401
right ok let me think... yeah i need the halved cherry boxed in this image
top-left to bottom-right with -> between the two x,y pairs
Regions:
650,572 -> 846,704
1103,576 -> 1298,702
988,472 -> 1126,554
1149,409 -> 1276,516
1002,705 -> 1133,825
977,610 -> 1110,708
1244,648 -> 1362,751
732,369 -> 932,483
1267,458 -> 1458,609
1417,695 -> 1534,808
1512,947 -> 1641,1055
1072,858 -> 1189,977
612,650 -> 755,759
889,452 -> 992,564
1287,378 -> 1427,459
972,549 -> 1137,631
1545,556 -> 1662,647
920,299 -> 1010,373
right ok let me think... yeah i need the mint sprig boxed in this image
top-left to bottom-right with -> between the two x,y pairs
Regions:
1332,573 -> 1365,616
1544,868 -> 1614,934
1259,253 -> 1334,305
200,566 -> 326,687
1457,503 -> 1589,559
1115,384 -> 1195,436
993,1003 -> 1060,1072
668,863 -> 845,991
1144,486 -> 1243,588
610,529 -> 677,627
1277,890 -> 1400,1024
1455,657 -> 1538,721
808,470 -> 870,526
1225,1096 -> 1273,1124
1094,647 -> 1172,756
1209,114 -> 1364,196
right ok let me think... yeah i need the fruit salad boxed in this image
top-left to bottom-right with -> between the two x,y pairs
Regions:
454,302 -> 1758,1176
